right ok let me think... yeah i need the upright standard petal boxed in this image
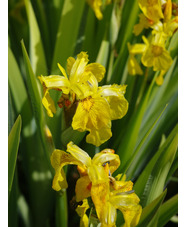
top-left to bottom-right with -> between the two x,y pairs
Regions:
67,141 -> 91,167
57,63 -> 68,79
87,164 -> 109,185
69,52 -> 89,83
164,0 -> 172,22
85,63 -> 106,82
92,151 -> 120,174
70,76 -> 95,100
67,56 -> 76,75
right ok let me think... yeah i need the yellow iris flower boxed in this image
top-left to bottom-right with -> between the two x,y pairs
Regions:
39,52 -> 105,116
39,52 -> 128,146
74,147 -> 141,227
131,0 -> 177,86
50,141 -> 120,191
128,37 -> 172,73
138,0 -> 164,23
141,36 -> 173,72
72,85 -> 128,146
51,142 -> 142,226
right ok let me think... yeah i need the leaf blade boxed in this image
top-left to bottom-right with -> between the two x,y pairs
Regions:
24,0 -> 47,75
158,194 -> 178,227
21,40 -> 55,174
8,115 -> 22,197
137,189 -> 167,227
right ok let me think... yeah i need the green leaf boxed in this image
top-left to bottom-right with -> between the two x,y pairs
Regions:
134,125 -> 178,206
21,40 -> 43,125
145,132 -> 177,205
157,194 -> 178,227
8,47 -> 32,127
30,0 -> 53,67
166,151 -> 178,183
127,90 -> 177,180
126,104 -> 168,179
137,190 -> 167,227
8,47 -> 28,112
17,194 -> 32,227
168,31 -> 178,58
44,0 -> 64,52
24,0 -> 47,75
61,126 -> 86,147
8,86 -> 15,134
8,170 -> 19,227
8,115 -> 22,197
51,0 -> 85,73
21,40 -> 54,174
81,7 -> 96,60
109,0 -> 139,84
116,72 -> 157,173
96,39 -> 110,68
141,58 -> 177,129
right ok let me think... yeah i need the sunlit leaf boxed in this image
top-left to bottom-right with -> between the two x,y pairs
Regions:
24,0 -> 47,75
21,40 -> 54,173
137,190 -> 167,227
134,125 -> 178,206
158,194 -> 178,227
51,0 -> 85,73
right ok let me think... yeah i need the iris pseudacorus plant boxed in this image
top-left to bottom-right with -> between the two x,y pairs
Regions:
128,0 -> 178,85
51,141 -> 142,226
39,52 -> 128,146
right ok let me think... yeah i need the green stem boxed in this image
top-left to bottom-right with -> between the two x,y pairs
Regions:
56,192 -> 68,227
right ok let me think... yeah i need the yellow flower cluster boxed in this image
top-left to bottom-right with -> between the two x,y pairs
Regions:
128,0 -> 178,85
51,141 -> 142,226
39,52 -> 128,147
